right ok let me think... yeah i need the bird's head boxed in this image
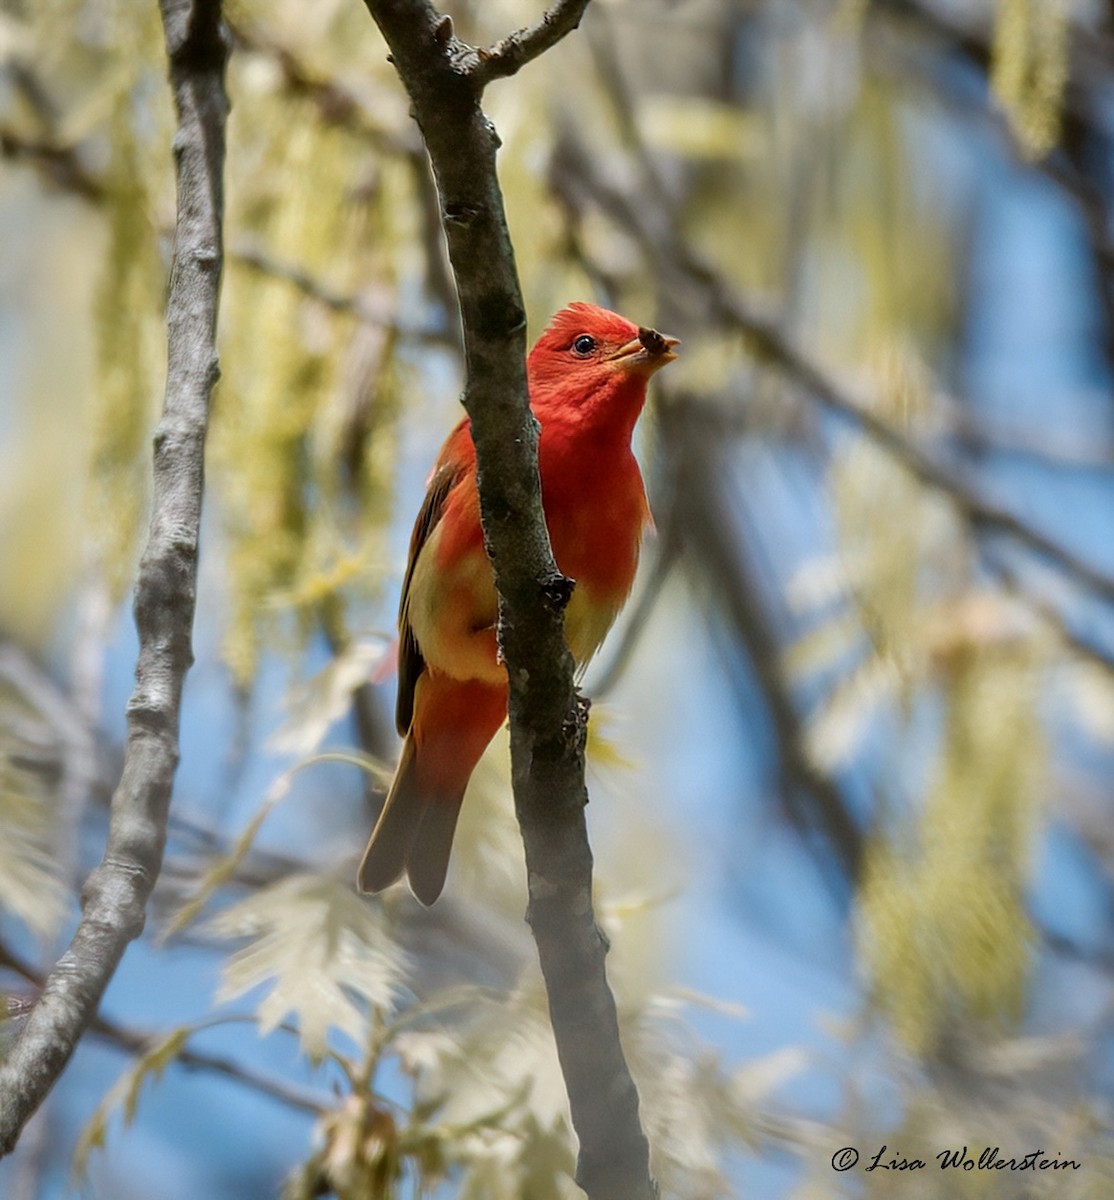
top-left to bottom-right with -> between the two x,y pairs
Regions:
527,302 -> 679,430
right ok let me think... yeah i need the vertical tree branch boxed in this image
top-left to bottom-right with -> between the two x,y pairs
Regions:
0,0 -> 227,1155
357,4 -> 655,1198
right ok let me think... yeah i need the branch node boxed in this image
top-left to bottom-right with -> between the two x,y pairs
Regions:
562,696 -> 589,757
443,200 -> 481,225
594,920 -> 611,953
541,570 -> 575,612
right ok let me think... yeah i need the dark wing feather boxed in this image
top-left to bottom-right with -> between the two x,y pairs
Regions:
395,462 -> 462,735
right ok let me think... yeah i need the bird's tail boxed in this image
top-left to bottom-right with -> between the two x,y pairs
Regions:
357,674 -> 507,905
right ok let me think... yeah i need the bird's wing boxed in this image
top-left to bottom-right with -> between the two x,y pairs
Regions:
396,460 -> 463,735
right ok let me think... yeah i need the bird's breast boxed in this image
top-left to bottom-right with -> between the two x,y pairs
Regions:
540,433 -> 649,665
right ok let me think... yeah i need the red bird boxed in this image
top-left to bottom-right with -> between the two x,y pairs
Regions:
357,303 -> 678,904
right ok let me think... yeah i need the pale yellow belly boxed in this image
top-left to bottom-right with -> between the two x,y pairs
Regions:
564,583 -> 622,673
406,525 -> 502,684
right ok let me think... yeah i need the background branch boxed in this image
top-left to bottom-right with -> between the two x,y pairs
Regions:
231,238 -> 445,342
0,127 -> 104,201
658,395 -> 864,883
553,128 -> 1114,610
0,945 -> 327,1117
0,0 -> 227,1155
358,3 -> 656,1197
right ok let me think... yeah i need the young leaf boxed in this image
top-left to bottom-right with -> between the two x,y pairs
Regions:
209,873 -> 406,1060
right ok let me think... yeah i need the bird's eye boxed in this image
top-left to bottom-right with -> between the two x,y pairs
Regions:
572,334 -> 597,356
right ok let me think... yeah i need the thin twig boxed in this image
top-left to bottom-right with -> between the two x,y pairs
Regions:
223,24 -> 461,325
92,1016 -> 328,1116
467,0 -> 591,87
712,286 -> 1114,608
0,945 -> 327,1117
0,0 -> 228,1155
981,548 -> 1114,677
227,20 -> 420,156
231,239 -> 446,341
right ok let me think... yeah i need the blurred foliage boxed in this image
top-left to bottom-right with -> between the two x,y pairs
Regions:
87,7 -> 166,602
73,1027 -> 192,1176
214,84 -> 402,682
0,693 -> 65,940
859,608 -> 1046,1055
2,0 -> 1114,1196
210,872 -> 404,1061
991,0 -> 1070,159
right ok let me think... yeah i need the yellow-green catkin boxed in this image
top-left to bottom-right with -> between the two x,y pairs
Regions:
0,737 -> 65,938
833,0 -> 870,33
215,83 -> 395,685
89,57 -> 167,601
992,0 -> 1071,159
859,636 -> 1044,1056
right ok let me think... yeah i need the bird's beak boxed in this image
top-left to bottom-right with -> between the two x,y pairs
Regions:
608,327 -> 680,376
